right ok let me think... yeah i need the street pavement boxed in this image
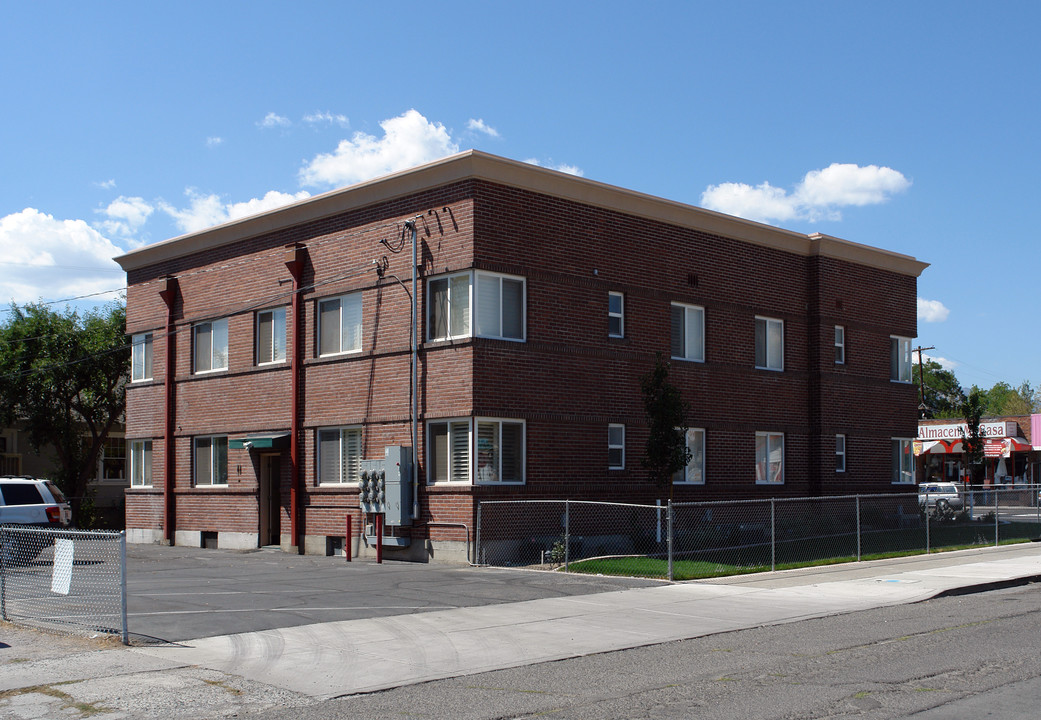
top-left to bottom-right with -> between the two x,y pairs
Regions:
2,542 -> 1040,718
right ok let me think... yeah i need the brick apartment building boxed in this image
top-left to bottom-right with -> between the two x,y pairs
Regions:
116,150 -> 928,561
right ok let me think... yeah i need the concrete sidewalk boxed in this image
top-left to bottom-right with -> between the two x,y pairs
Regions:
120,542 -> 1041,699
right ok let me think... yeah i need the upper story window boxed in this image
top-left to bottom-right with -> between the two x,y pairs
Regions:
835,326 -> 845,364
891,336 -> 912,382
892,438 -> 914,484
608,292 -> 624,338
131,333 -> 153,382
256,307 -> 287,365
608,424 -> 625,470
318,293 -> 362,357
836,434 -> 846,472
101,437 -> 126,481
427,418 -> 525,484
317,426 -> 362,485
194,435 -> 228,486
755,316 -> 784,371
427,271 -> 526,342
671,303 -> 704,362
755,431 -> 784,484
674,428 -> 705,484
130,439 -> 152,488
193,318 -> 228,373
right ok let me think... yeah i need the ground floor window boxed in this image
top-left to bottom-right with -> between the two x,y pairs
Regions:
130,439 -> 152,487
194,436 -> 228,486
428,418 -> 525,484
674,428 -> 705,484
317,427 -> 362,485
608,424 -> 625,470
756,432 -> 784,484
836,434 -> 846,473
892,438 -> 915,484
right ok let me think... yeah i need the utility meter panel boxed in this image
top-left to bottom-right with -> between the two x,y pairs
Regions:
357,445 -> 412,526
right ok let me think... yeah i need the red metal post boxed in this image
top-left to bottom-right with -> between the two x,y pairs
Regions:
284,245 -> 306,552
158,277 -> 179,545
375,513 -> 383,564
345,514 -> 352,562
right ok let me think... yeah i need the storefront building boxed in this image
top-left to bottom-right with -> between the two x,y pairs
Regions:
916,416 -> 1040,485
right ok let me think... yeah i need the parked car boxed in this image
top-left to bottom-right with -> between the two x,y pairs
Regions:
918,482 -> 964,519
0,476 -> 72,564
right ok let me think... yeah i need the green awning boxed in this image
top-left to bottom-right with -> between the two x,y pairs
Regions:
229,433 -> 291,450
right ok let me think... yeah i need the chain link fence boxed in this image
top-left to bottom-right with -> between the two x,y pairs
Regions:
0,526 -> 128,643
477,486 -> 1041,581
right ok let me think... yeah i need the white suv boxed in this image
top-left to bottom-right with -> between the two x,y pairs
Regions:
0,477 -> 72,526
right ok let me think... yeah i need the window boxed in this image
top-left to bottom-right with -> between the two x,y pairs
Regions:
476,272 -> 525,341
674,428 -> 705,484
428,273 -> 471,340
755,317 -> 783,371
608,292 -> 624,338
671,303 -> 705,361
755,432 -> 784,484
317,427 -> 362,485
318,293 -> 363,356
131,333 -> 153,381
892,438 -> 914,484
194,318 -> 229,373
101,437 -> 126,481
130,440 -> 152,487
836,434 -> 846,473
256,307 -> 287,365
194,436 -> 228,486
834,326 -> 845,364
428,418 -> 525,484
608,424 -> 625,470
428,420 -> 471,483
891,336 -> 912,382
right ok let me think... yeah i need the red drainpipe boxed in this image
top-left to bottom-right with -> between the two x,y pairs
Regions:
158,277 -> 179,544
284,245 -> 306,551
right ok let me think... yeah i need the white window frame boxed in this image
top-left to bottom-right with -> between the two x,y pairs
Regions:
608,424 -> 625,470
427,419 -> 472,484
671,302 -> 705,362
193,318 -> 229,374
755,316 -> 784,371
256,307 -> 287,365
834,326 -> 845,365
100,436 -> 126,482
892,438 -> 915,485
130,439 -> 153,488
475,418 -> 526,484
318,293 -> 363,357
317,426 -> 362,485
674,428 -> 706,484
131,332 -> 153,382
608,292 -> 624,338
755,432 -> 784,484
194,435 -> 228,487
475,271 -> 526,341
891,335 -> 912,382
836,434 -> 846,473
427,272 -> 472,341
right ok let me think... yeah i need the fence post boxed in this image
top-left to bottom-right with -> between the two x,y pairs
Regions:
855,495 -> 861,562
564,500 -> 570,573
770,498 -> 776,572
925,500 -> 930,553
995,490 -> 1000,546
120,531 -> 129,645
1,527 -> 6,621
475,502 -> 482,566
667,500 -> 674,582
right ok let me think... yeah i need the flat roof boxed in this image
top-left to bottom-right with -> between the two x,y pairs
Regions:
115,150 -> 928,277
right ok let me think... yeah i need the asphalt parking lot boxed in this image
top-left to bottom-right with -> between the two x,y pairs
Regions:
125,544 -> 662,643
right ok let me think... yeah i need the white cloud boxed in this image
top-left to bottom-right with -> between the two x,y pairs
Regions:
299,109 -> 459,187
923,353 -> 959,370
467,118 -> 500,138
917,297 -> 950,323
304,112 -> 350,128
94,179 -> 116,190
258,112 -> 291,129
523,158 -> 585,177
701,163 -> 911,224
206,136 -> 223,147
160,189 -> 311,234
94,196 -> 155,240
0,208 -> 125,303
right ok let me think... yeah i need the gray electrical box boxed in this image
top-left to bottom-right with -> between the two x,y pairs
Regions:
357,445 -> 412,526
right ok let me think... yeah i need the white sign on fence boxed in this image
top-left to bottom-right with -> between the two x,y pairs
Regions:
51,538 -> 74,595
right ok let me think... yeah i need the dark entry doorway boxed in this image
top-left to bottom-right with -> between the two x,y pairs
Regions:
259,454 -> 282,547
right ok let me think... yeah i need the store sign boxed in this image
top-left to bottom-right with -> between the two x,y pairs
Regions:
917,421 -> 1013,440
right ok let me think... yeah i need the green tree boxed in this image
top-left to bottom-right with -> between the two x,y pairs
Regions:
641,352 -> 691,495
912,359 -> 966,418
960,387 -> 986,485
979,381 -> 1038,416
0,302 -> 128,525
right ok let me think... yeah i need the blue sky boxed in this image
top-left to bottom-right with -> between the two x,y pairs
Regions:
1,1 -> 1038,391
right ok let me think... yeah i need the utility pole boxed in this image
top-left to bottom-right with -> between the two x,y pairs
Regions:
914,345 -> 935,417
